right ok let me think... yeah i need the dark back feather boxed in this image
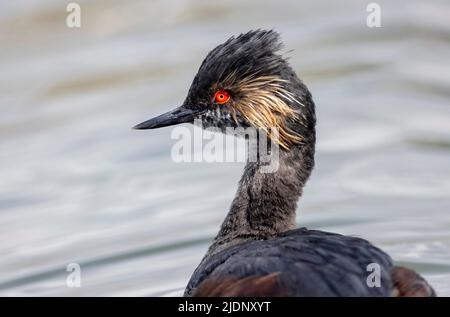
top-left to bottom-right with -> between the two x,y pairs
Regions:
185,228 -> 394,297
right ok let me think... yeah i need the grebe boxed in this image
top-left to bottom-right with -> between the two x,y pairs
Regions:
134,30 -> 435,297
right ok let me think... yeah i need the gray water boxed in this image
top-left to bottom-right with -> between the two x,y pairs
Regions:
0,0 -> 449,296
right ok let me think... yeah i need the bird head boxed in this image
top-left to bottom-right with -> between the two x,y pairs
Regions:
134,30 -> 315,150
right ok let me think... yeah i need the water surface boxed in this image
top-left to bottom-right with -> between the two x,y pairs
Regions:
0,0 -> 449,296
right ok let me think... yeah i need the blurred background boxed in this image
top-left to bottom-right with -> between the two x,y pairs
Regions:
0,0 -> 449,296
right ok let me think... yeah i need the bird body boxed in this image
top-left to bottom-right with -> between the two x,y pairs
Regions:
185,228 -> 394,297
135,30 -> 435,297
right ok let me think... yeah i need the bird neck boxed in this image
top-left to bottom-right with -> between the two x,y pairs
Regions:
206,133 -> 315,256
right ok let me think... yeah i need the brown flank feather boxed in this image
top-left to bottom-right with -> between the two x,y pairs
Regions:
193,273 -> 287,297
391,266 -> 436,297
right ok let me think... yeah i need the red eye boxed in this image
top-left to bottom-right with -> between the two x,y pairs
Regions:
214,90 -> 230,104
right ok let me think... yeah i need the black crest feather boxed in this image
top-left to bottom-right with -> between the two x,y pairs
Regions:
191,30 -> 286,95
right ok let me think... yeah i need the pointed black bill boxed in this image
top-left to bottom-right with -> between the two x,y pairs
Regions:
133,106 -> 202,130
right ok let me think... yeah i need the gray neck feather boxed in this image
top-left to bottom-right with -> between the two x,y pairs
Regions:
205,134 -> 315,257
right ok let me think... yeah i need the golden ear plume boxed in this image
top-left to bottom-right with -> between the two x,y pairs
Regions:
228,75 -> 306,150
